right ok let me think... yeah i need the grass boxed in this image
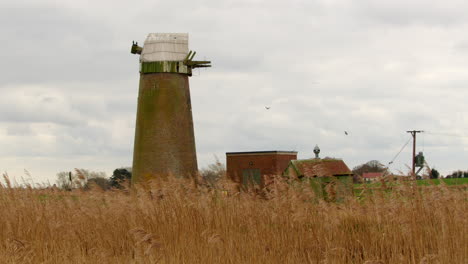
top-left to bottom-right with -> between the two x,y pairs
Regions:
354,177 -> 468,188
0,175 -> 466,263
417,177 -> 468,186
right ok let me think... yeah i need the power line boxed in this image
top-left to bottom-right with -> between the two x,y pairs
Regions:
425,131 -> 468,138
422,132 -> 425,152
388,136 -> 412,166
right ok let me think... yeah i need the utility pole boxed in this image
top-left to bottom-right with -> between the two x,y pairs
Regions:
406,130 -> 423,176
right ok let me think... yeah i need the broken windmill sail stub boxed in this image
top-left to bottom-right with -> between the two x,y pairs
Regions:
131,33 -> 211,76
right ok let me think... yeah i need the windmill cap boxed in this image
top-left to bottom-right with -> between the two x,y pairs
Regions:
141,33 -> 189,62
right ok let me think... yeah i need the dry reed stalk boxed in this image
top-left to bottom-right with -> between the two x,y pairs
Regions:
0,176 -> 466,263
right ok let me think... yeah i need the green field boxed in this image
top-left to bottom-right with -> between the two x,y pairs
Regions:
354,177 -> 468,188
416,177 -> 468,185
353,178 -> 467,198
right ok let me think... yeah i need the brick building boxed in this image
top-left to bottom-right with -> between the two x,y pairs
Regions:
362,172 -> 383,183
226,151 -> 297,186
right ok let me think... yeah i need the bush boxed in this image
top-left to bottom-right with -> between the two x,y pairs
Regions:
199,157 -> 226,187
109,168 -> 132,189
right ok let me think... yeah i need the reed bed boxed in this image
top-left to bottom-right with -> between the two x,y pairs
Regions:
0,175 -> 466,263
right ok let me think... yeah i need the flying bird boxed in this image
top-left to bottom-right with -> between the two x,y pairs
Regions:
344,131 -> 348,135
265,106 -> 271,110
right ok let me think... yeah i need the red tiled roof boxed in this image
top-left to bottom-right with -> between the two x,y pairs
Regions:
291,158 -> 352,177
362,172 -> 383,179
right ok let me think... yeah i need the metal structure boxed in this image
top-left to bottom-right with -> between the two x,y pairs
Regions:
313,145 -> 320,159
406,130 -> 423,176
415,152 -> 425,168
414,151 -> 426,175
130,33 -> 211,183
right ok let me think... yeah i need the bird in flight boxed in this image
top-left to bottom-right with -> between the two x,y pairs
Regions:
265,106 -> 271,110
344,131 -> 348,135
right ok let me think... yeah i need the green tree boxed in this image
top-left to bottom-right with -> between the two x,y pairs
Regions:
430,168 -> 440,179
446,170 -> 467,178
109,168 -> 132,189
352,160 -> 386,183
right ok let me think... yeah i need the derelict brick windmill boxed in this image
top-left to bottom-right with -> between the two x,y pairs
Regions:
130,33 -> 211,183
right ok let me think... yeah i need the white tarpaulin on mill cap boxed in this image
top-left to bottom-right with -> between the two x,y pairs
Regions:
141,33 -> 189,62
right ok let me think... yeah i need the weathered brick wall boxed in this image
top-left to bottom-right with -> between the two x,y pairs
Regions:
226,153 -> 297,186
132,73 -> 198,183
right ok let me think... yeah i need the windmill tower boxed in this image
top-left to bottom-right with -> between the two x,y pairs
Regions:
130,33 -> 211,183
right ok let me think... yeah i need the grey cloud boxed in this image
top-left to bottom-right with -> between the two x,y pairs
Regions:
0,6 -> 133,85
5,123 -> 33,136
0,101 -> 84,126
1,0 -> 468,182
352,0 -> 468,26
453,41 -> 468,52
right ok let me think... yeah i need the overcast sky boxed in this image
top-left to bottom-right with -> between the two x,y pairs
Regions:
1,0 -> 467,183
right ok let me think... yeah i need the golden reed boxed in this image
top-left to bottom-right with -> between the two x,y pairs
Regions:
0,174 -> 466,263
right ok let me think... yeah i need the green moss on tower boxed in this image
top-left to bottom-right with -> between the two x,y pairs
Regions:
132,73 -> 197,183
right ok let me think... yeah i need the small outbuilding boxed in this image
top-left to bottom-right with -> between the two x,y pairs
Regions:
283,158 -> 354,200
282,146 -> 354,199
362,172 -> 383,183
283,158 -> 353,179
226,150 -> 297,186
